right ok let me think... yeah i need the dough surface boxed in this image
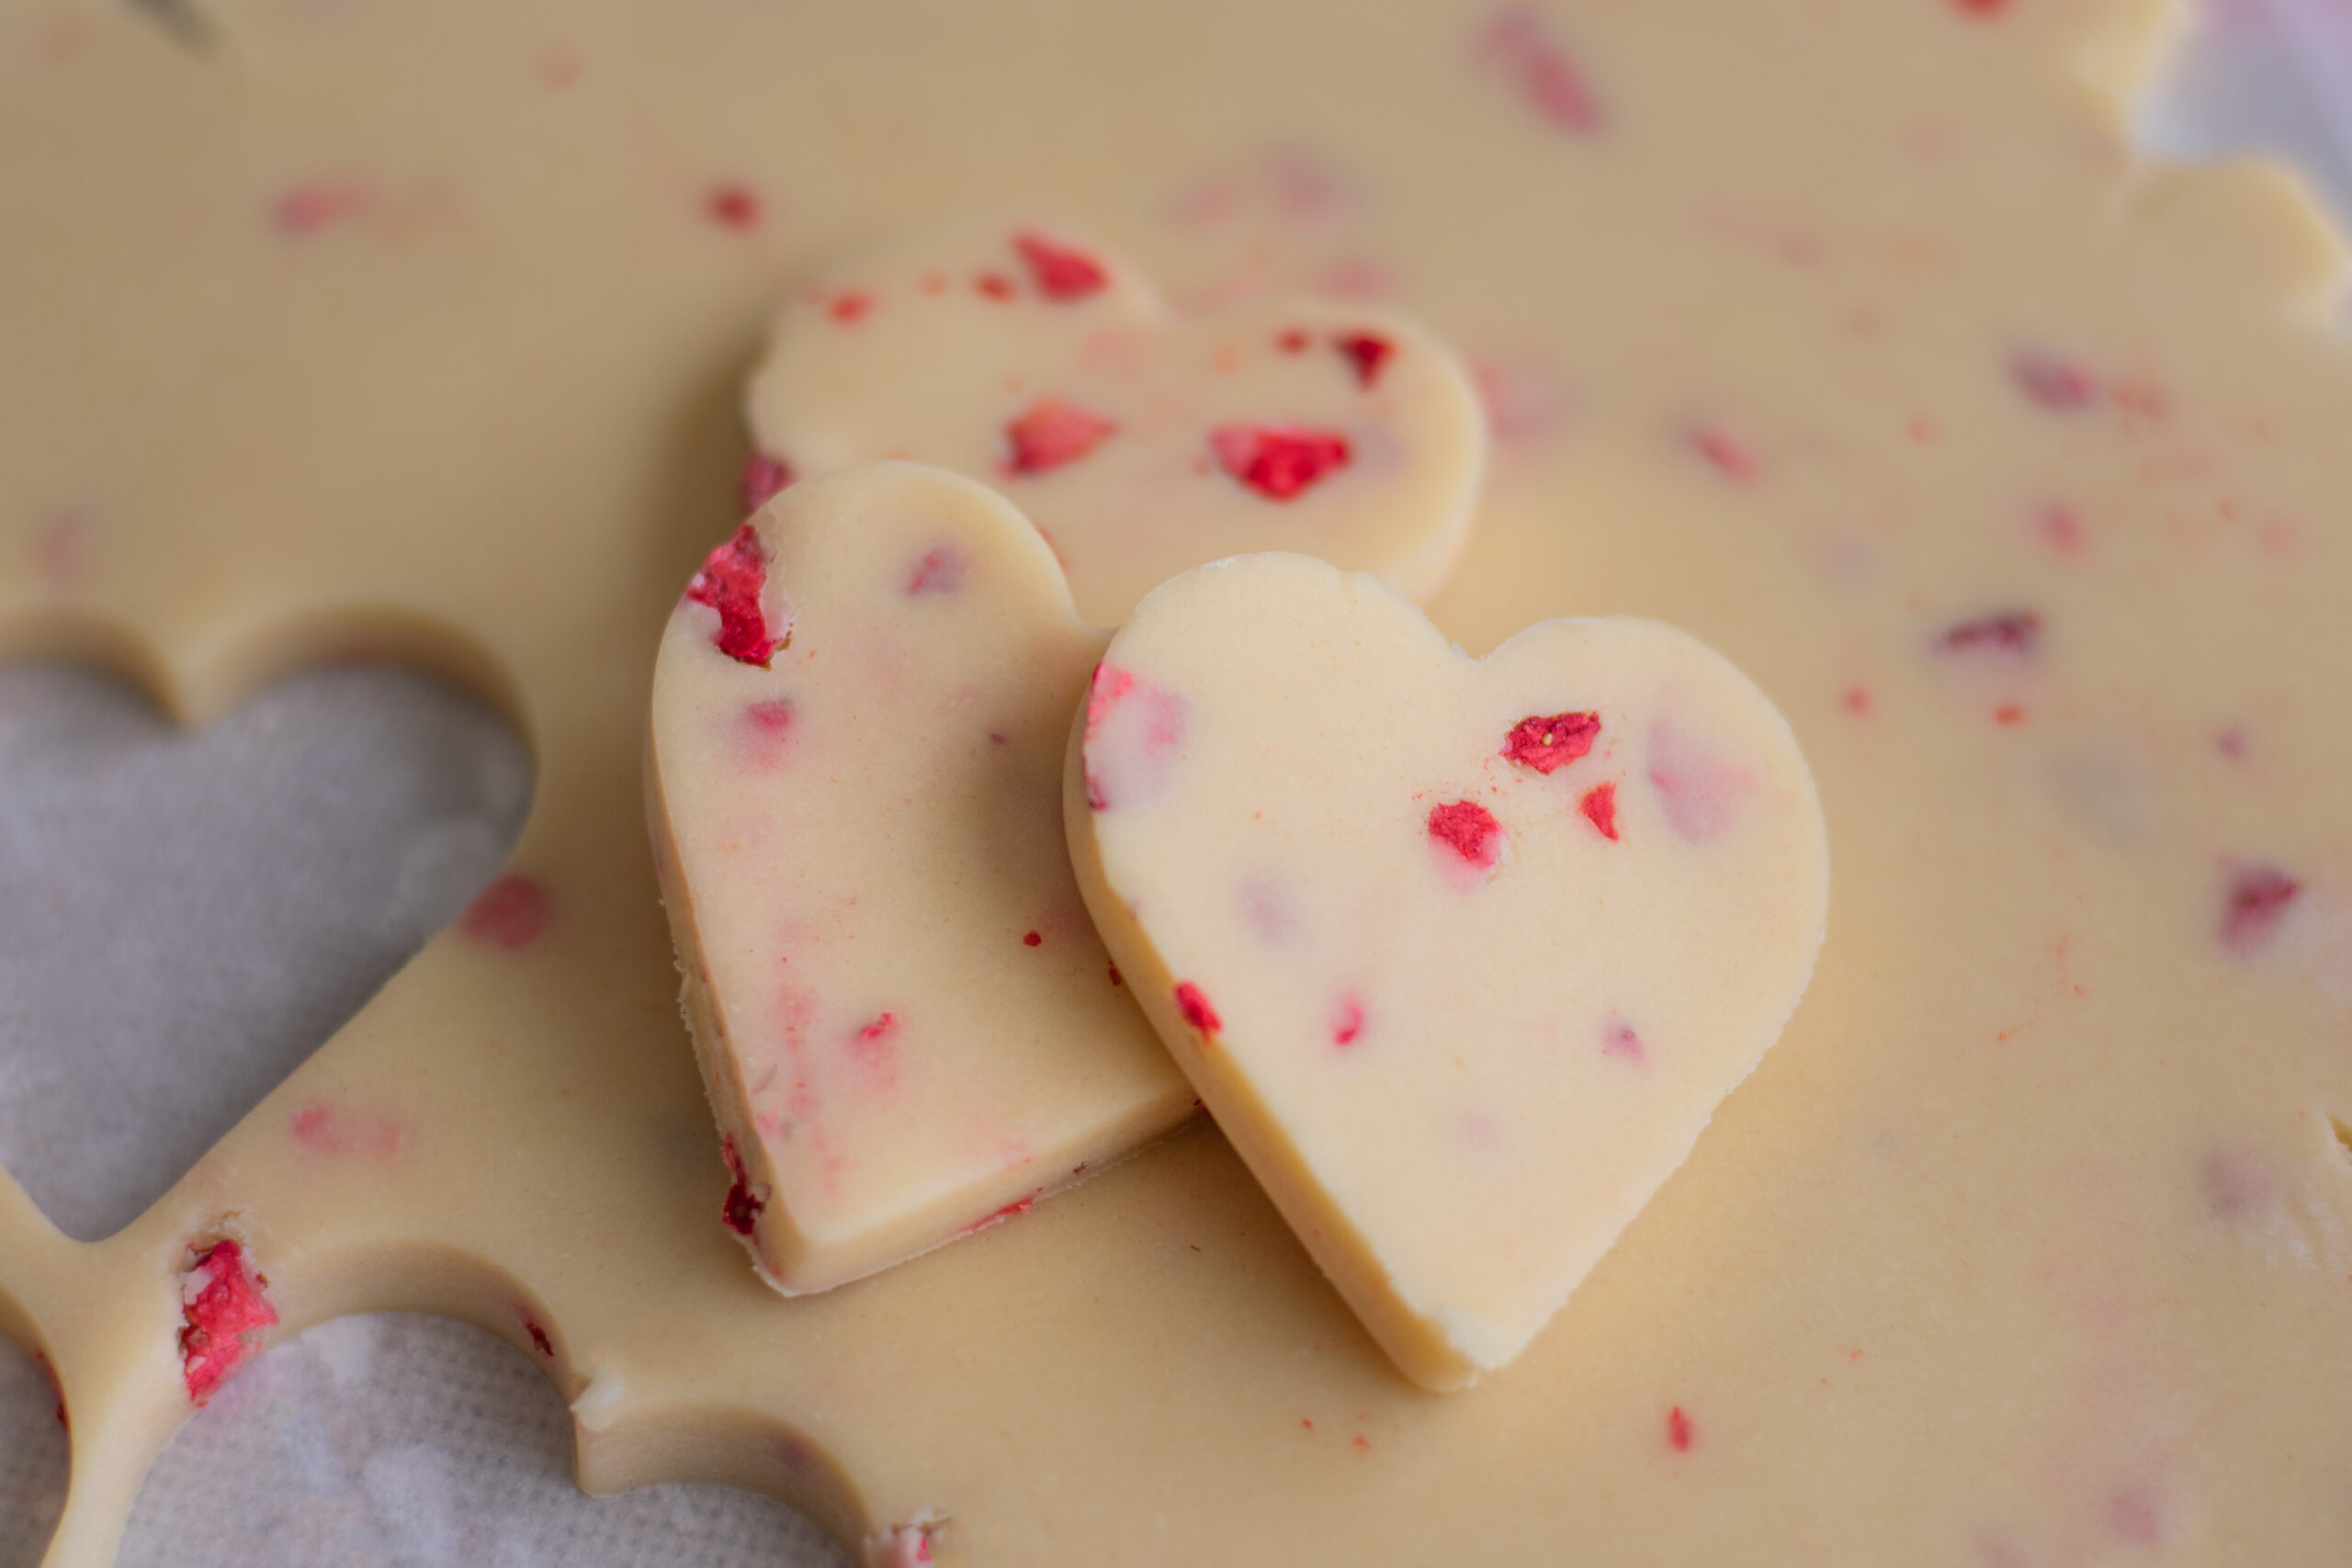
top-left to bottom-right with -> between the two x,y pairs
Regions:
2,0 -> 2349,1562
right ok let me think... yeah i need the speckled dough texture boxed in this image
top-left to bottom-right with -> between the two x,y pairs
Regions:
4,1 -> 2352,1564
648,464 -> 1196,1297
1068,555 -> 1828,1391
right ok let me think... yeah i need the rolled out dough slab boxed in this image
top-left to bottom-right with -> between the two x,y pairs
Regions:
4,1 -> 2352,1563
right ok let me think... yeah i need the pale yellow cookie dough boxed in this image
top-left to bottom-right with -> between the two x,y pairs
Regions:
648,462 -> 1192,1295
1069,554 -> 1828,1390
1,0 -> 2348,1563
743,219 -> 1487,626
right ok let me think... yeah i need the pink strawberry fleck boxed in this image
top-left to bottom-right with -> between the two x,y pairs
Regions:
1086,663 -> 1136,735
35,507 -> 92,593
524,1318 -> 555,1358
2037,503 -> 2088,558
1938,610 -> 2040,657
536,45 -> 582,90
180,1241 -> 277,1405
1477,7 -> 1604,135
1011,230 -> 1110,300
1428,799 -> 1505,870
1023,930 -> 1044,948
289,1101 -> 405,1160
975,272 -> 1017,301
1503,711 -> 1600,774
1335,333 -> 1396,388
1211,424 -> 1351,500
2222,866 -> 2301,952
869,1525 -> 936,1568
1015,231 -> 1110,299
1689,425 -> 1761,484
905,546 -> 968,595
2109,1483 -> 2167,1547
1081,663 -> 1188,810
272,179 -> 374,237
1008,398 -> 1119,474
1602,1016 -> 1644,1060
1579,780 -> 1620,840
1277,329 -> 1311,354
1647,723 -> 1747,842
1175,982 -> 1223,1035
958,1193 -> 1039,1236
829,290 -> 873,323
746,698 -> 795,738
2010,351 -> 2098,411
686,523 -> 783,666
2200,1148 -> 2277,1220
857,1011 -> 900,1046
459,874 -> 550,951
705,183 -> 763,232
741,451 -> 796,513
1667,1405 -> 1695,1452
720,1134 -> 765,1236
1332,996 -> 1366,1047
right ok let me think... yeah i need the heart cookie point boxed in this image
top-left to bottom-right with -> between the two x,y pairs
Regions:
744,219 -> 1487,625
1069,553 -> 1829,1390
650,462 -> 1196,1295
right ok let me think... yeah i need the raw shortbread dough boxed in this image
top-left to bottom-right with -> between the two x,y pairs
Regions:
743,219 -> 1488,626
4,1 -> 2352,1564
648,463 -> 1193,1296
1069,554 -> 1828,1390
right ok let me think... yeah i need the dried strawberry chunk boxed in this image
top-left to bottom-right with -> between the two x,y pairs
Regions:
686,525 -> 782,666
179,1241 -> 278,1404
1428,799 -> 1504,869
705,183 -> 762,232
1210,424 -> 1351,501
1503,711 -> 1600,774
720,1134 -> 765,1236
1938,610 -> 2040,657
1174,982 -> 1223,1035
2222,866 -> 2301,952
1335,333 -> 1396,388
1014,231 -> 1109,299
2010,353 -> 2098,411
740,451 -> 796,513
1579,781 -> 1620,840
1479,7 -> 1604,135
1008,399 -> 1119,475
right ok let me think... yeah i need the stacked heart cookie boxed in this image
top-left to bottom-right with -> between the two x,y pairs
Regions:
648,223 -> 1828,1390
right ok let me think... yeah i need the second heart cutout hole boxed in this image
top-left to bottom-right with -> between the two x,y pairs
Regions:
0,661 -> 531,1241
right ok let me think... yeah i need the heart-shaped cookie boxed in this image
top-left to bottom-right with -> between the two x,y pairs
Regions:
648,462 -> 1195,1295
1066,555 -> 1829,1390
742,220 -> 1487,625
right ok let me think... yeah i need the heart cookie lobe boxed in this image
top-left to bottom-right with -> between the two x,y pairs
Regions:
1068,556 -> 1828,1390
650,462 -> 1194,1294
744,220 -> 1487,626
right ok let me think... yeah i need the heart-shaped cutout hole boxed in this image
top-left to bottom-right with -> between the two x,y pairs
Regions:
742,219 -> 1487,625
1069,554 -> 1829,1390
117,1314 -> 845,1565
0,661 -> 530,1241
